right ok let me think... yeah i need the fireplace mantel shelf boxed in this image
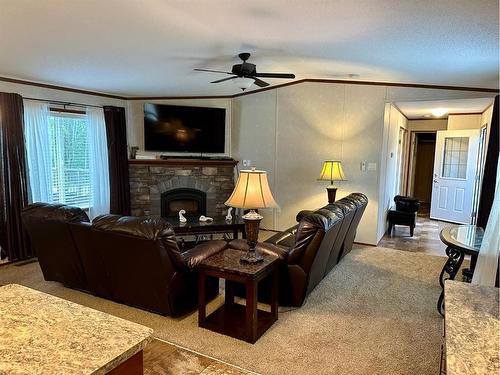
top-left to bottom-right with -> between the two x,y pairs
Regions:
129,159 -> 239,167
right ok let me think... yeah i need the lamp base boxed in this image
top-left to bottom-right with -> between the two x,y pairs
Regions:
241,210 -> 264,264
240,249 -> 264,264
326,186 -> 337,204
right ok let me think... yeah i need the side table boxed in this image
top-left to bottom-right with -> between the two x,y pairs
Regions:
437,224 -> 483,316
198,247 -> 279,344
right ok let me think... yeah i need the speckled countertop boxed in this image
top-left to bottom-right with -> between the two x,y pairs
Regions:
445,280 -> 499,375
0,284 -> 153,375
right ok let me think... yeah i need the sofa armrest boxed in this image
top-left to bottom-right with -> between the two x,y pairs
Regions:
229,239 -> 288,261
296,210 -> 315,222
182,240 -> 228,270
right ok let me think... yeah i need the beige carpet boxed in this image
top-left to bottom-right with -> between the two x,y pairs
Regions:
0,247 -> 455,375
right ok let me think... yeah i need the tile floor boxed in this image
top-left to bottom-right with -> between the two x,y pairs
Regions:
144,339 -> 255,375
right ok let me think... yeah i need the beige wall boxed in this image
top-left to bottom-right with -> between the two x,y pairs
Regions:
407,119 -> 448,132
447,114 -> 482,130
2,79 -> 495,244
232,81 -> 495,245
126,98 -> 232,157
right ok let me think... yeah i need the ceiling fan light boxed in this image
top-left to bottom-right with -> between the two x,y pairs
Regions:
232,77 -> 254,91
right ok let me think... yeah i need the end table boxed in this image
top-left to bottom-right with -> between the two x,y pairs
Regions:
198,247 -> 279,344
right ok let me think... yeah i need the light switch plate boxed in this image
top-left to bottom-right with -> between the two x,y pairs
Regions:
243,160 -> 252,167
360,161 -> 367,171
368,162 -> 377,171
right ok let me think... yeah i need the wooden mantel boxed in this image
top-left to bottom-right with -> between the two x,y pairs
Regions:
129,158 -> 239,167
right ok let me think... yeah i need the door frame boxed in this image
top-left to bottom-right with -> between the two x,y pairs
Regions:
396,127 -> 409,196
406,131 -> 437,197
471,124 -> 489,224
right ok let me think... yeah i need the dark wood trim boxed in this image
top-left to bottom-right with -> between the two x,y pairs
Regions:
2,75 -> 497,102
0,76 -> 127,100
232,79 -> 307,98
407,118 -> 449,121
390,103 -> 409,120
233,78 -> 499,98
126,95 -> 234,100
129,158 -> 239,167
447,112 -> 484,116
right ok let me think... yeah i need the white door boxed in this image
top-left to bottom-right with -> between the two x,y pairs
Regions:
430,129 -> 480,224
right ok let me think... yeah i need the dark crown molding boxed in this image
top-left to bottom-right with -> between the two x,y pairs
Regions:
1,75 -> 498,102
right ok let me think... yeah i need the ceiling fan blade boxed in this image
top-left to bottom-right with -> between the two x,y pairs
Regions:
211,76 -> 238,83
194,68 -> 233,74
254,73 -> 296,79
253,78 -> 270,88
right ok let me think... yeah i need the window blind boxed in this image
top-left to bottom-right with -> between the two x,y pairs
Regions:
48,114 -> 91,208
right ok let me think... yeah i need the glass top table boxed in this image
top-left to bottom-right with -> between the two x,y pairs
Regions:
437,224 -> 484,316
439,225 -> 484,254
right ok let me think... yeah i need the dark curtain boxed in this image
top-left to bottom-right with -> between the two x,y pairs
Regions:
0,92 -> 32,260
477,95 -> 499,228
103,106 -> 131,215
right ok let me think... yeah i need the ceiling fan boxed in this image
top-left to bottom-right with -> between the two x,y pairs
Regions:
194,52 -> 295,90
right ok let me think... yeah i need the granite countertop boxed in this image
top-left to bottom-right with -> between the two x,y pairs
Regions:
445,280 -> 499,375
0,284 -> 153,375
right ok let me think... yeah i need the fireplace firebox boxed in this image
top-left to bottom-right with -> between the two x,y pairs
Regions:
161,188 -> 207,219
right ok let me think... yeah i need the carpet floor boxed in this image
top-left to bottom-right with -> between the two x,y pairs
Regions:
0,247 -> 454,375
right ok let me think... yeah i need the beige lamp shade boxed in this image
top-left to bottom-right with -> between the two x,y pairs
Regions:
318,160 -> 347,183
225,168 -> 279,209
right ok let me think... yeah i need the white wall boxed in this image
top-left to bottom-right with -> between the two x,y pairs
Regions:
448,114 -> 482,130
232,81 -> 496,245
126,98 -> 232,157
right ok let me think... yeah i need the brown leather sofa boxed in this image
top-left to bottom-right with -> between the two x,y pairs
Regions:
232,193 -> 368,307
22,203 -> 224,317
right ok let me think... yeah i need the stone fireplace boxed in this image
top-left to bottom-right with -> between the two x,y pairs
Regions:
129,160 -> 237,218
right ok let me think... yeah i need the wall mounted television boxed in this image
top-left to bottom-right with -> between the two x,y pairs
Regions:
144,103 -> 226,153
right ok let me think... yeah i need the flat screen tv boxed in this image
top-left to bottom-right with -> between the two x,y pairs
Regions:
144,103 -> 226,153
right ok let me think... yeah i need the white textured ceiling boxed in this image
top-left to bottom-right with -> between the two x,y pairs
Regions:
396,98 -> 494,119
0,0 -> 498,97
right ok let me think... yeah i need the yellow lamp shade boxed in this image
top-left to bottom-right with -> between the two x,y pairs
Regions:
225,168 -> 278,209
318,160 -> 347,183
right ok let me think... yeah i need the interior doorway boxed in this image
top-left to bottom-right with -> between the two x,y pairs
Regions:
408,132 -> 436,215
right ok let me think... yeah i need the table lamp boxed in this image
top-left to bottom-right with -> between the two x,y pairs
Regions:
225,167 -> 278,264
318,160 -> 347,203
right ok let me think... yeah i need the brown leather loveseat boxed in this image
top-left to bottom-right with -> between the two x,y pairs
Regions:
231,193 -> 368,307
22,203 -> 224,317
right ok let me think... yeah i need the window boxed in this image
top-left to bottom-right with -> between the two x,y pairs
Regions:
48,114 -> 91,208
442,136 -> 469,179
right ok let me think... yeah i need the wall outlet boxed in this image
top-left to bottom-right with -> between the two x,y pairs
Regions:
242,159 -> 252,167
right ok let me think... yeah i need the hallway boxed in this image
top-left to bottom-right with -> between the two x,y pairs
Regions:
378,210 -> 449,257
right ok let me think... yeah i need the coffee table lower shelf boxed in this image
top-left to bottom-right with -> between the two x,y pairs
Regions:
200,303 -> 276,343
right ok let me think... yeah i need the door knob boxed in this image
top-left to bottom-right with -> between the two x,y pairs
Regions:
433,179 -> 438,183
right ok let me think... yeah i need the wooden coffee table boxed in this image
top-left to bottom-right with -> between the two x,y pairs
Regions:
198,247 -> 279,344
172,215 -> 246,250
